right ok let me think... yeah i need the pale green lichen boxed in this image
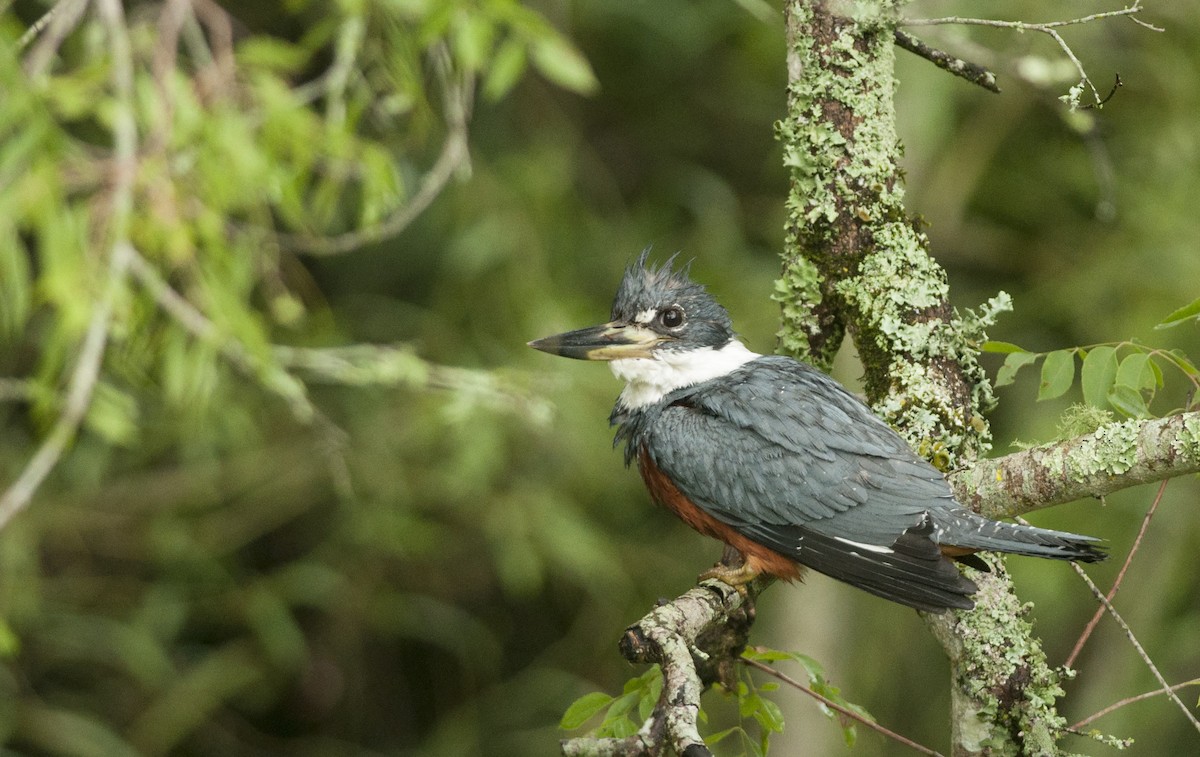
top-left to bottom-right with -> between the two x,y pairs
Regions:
1171,413 -> 1200,458
773,257 -> 827,364
956,560 -> 1069,756
1068,419 -> 1142,477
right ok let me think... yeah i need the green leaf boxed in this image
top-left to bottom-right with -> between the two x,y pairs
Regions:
531,35 -> 599,95
1115,352 -> 1155,392
752,697 -> 785,733
1107,384 -> 1148,418
1037,349 -> 1075,400
1154,296 -> 1200,329
1080,345 -> 1118,409
604,691 -> 638,720
995,350 -> 1037,388
483,37 -> 527,101
1165,349 -> 1200,379
842,722 -> 859,748
981,340 -> 1028,354
85,382 -> 140,446
559,691 -> 613,730
638,672 -> 662,720
705,726 -> 742,746
453,11 -> 495,73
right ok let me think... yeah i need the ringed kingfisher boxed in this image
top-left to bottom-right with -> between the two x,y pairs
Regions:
529,252 -> 1104,612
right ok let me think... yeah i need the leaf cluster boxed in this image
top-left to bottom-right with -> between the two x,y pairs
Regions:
988,328 -> 1200,422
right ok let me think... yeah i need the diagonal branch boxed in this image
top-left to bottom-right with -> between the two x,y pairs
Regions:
893,30 -> 999,93
949,412 -> 1200,519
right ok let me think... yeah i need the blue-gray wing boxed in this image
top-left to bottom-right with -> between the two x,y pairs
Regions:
645,357 -> 955,543
643,356 -> 976,609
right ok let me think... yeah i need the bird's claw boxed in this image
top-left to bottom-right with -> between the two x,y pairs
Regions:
698,562 -> 760,596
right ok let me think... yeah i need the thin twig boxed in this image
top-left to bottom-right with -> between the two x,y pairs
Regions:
893,30 -> 1000,93
902,4 -> 1148,32
1064,479 -> 1167,668
0,0 -> 137,530
124,249 -> 315,422
900,3 -> 1160,109
149,0 -> 191,151
1071,678 -> 1200,731
22,0 -> 91,77
323,14 -> 366,128
282,44 -> 473,256
740,657 -> 945,757
190,0 -> 235,95
1068,562 -> 1200,735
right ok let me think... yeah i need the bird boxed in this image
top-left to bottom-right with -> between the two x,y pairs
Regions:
528,251 -> 1105,612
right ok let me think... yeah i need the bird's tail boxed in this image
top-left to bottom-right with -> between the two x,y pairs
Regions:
933,509 -> 1106,563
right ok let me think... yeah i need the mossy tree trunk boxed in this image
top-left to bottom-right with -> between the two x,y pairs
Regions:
777,2 -> 1071,754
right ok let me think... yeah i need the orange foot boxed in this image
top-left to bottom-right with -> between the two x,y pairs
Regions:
698,561 -> 761,596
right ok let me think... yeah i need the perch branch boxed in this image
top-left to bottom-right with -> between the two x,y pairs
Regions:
561,578 -> 762,757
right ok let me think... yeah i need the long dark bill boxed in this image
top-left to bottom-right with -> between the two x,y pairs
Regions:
527,322 -> 662,361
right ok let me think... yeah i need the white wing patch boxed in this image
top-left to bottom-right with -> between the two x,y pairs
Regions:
612,339 -> 760,409
833,536 -> 895,554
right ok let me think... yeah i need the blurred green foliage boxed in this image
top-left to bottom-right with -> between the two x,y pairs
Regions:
0,1 -> 1198,755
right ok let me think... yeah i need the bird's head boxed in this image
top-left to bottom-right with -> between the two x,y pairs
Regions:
528,250 -> 736,362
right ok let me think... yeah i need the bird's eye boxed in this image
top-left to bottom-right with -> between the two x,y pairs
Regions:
658,306 -> 685,329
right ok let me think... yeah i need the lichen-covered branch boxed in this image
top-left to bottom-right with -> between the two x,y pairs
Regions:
951,411 -> 1200,519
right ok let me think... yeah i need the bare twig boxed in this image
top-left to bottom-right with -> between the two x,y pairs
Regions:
190,0 -> 235,95
901,3 -> 1160,109
1070,678 -> 1200,731
1068,561 -> 1200,735
22,0 -> 91,77
282,44 -> 474,256
0,0 -> 136,530
124,248 -> 315,422
893,30 -> 1000,93
149,0 -> 191,151
1064,479 -> 1167,668
741,656 -> 945,756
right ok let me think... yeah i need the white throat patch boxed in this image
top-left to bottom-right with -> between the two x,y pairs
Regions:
612,339 -> 760,409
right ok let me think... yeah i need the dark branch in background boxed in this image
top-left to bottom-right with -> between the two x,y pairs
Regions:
893,30 -> 999,93
900,3 -> 1162,110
